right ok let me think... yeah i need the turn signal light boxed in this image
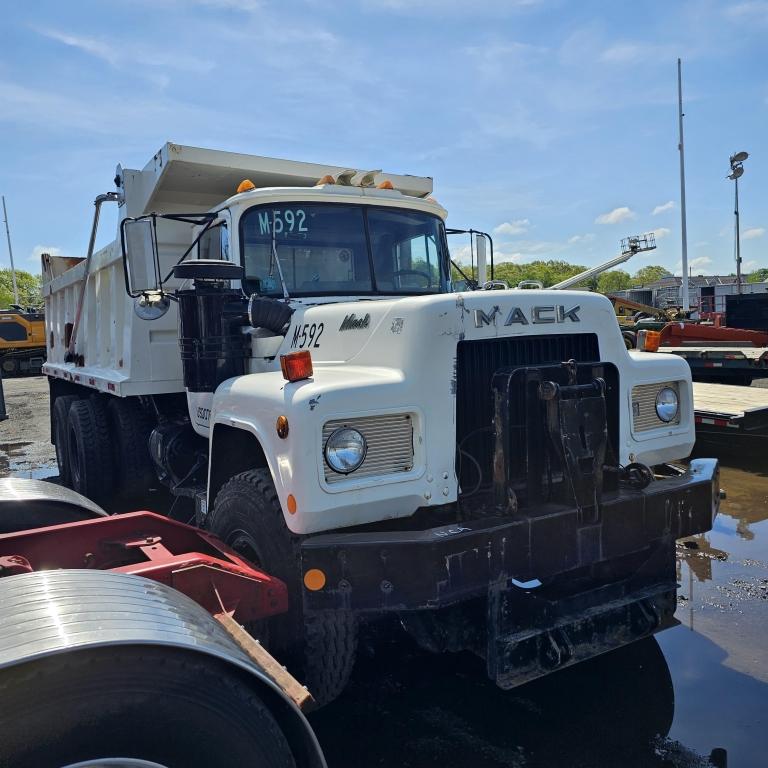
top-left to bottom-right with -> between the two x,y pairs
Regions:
637,329 -> 661,352
237,179 -> 256,193
280,350 -> 313,382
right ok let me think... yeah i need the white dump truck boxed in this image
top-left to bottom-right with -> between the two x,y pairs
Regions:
43,143 -> 720,705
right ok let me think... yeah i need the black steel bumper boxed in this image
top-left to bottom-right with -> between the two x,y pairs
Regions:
301,458 -> 719,612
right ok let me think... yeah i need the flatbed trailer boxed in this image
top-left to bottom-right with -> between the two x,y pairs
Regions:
659,346 -> 768,386
692,381 -> 768,442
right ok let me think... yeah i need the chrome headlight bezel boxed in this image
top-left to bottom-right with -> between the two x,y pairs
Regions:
655,386 -> 679,423
324,427 -> 368,474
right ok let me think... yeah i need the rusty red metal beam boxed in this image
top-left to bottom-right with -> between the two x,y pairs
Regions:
0,511 -> 288,624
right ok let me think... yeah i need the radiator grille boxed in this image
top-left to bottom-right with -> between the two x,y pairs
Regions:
322,413 -> 414,484
632,381 -> 680,431
455,334 -> 602,495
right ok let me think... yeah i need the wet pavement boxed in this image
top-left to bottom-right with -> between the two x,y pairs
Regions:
1,377 -> 767,766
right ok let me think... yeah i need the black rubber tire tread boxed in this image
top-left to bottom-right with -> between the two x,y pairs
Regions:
209,468 -> 357,707
52,394 -> 79,486
67,397 -> 115,506
0,646 -> 296,768
107,396 -> 156,495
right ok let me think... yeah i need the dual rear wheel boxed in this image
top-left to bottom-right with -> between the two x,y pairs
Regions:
53,394 -> 155,507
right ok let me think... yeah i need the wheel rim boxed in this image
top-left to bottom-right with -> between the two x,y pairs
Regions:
62,761 -> 169,768
227,529 -> 263,568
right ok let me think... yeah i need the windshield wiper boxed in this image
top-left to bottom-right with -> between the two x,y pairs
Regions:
269,212 -> 290,301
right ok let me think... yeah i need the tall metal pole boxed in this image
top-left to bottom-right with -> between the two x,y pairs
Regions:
1,196 -> 19,306
677,59 -> 690,312
734,176 -> 742,294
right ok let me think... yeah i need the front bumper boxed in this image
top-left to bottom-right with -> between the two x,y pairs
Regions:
301,458 -> 719,612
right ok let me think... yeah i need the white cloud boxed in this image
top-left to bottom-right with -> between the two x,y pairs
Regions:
652,201 -> 675,215
654,227 -> 671,239
568,233 -> 595,244
599,42 -> 680,65
29,245 -> 66,263
676,256 -> 713,275
743,227 -> 765,239
37,28 -> 216,75
744,260 -> 759,271
493,219 -> 529,236
725,2 -> 768,22
595,206 -> 635,225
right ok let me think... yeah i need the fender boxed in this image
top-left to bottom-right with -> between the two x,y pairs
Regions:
0,569 -> 326,768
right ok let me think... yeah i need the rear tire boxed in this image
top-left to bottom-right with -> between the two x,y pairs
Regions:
209,469 -> 357,707
52,395 -> 80,486
67,397 -> 115,506
107,397 -> 156,497
0,647 -> 296,768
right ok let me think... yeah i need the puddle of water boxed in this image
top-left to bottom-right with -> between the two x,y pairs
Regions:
0,441 -> 59,481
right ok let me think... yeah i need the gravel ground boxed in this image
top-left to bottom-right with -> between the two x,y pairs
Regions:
0,376 -> 56,479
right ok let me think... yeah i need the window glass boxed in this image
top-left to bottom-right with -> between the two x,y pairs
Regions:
198,223 -> 227,260
239,203 -> 448,296
241,204 -> 372,295
368,208 -> 444,293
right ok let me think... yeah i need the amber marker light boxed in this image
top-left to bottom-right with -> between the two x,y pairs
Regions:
276,415 -> 289,439
638,330 -> 661,352
236,179 -> 256,193
280,350 -> 313,382
376,179 -> 394,189
287,494 -> 297,514
304,568 -> 326,591
315,174 -> 336,186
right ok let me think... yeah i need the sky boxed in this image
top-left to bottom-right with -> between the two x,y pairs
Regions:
0,0 -> 766,279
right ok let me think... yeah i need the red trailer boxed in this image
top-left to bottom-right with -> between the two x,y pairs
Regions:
0,478 -> 325,768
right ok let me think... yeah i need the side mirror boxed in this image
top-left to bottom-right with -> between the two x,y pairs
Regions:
121,218 -> 161,296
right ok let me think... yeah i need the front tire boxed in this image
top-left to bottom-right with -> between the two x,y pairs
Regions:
0,647 -> 296,768
209,469 -> 357,707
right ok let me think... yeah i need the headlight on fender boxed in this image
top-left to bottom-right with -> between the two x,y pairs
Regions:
324,427 -> 367,474
655,386 -> 679,423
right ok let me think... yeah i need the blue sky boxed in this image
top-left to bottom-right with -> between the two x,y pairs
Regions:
0,0 -> 766,278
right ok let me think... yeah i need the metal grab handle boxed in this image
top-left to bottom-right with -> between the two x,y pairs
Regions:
66,192 -> 120,361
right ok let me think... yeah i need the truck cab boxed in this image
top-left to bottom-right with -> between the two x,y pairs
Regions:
43,143 -> 720,706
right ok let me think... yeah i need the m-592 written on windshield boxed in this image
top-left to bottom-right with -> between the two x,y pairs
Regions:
240,203 -> 449,297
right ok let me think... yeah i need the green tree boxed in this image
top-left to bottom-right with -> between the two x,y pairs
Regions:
596,270 -> 632,294
747,268 -> 768,283
632,265 -> 671,286
0,269 -> 43,308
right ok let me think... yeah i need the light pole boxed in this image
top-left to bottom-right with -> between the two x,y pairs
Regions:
728,151 -> 748,294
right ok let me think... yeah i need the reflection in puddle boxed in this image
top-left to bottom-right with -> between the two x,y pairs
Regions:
312,632 -> 726,767
0,441 -> 58,481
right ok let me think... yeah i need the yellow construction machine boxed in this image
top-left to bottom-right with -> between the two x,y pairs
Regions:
0,306 -> 46,376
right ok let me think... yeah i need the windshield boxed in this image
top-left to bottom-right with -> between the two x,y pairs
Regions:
240,203 -> 449,296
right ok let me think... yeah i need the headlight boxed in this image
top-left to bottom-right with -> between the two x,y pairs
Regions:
655,387 -> 679,423
324,427 -> 367,474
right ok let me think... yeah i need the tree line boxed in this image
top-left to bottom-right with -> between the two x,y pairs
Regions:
452,261 -> 673,293
0,269 -> 42,309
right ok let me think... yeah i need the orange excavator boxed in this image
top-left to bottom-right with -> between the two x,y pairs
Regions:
0,305 -> 46,376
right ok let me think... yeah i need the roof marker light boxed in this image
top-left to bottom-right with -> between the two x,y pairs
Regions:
316,174 -> 336,186
236,179 -> 256,193
376,180 -> 394,190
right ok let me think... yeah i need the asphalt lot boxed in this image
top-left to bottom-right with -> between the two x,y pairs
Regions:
1,376 -> 767,767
